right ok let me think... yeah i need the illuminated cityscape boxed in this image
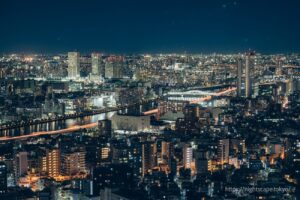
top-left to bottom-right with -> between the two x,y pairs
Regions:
1,0 -> 300,199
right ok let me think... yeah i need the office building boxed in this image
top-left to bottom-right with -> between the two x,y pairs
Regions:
245,53 -> 253,98
218,139 -> 230,165
105,57 -> 123,79
142,142 -> 157,177
237,57 -> 243,97
161,141 -> 172,165
91,53 -> 101,76
195,148 -> 211,174
68,52 -> 80,78
276,57 -> 283,75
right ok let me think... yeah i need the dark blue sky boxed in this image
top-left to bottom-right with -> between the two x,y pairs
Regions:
1,0 -> 300,54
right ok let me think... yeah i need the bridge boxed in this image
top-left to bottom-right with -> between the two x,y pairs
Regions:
165,86 -> 236,103
190,87 -> 236,103
186,84 -> 234,91
142,86 -> 236,115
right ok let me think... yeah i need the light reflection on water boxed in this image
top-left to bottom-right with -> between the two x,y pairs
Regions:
1,112 -> 116,137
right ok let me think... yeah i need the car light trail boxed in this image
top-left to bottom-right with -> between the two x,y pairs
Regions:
0,123 -> 98,141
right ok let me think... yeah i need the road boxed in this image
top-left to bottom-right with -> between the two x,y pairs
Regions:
0,123 -> 98,141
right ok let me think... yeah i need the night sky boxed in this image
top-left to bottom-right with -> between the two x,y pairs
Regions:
1,0 -> 300,54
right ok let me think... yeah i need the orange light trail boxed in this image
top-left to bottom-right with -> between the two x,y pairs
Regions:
191,87 -> 236,104
143,109 -> 159,115
0,123 -> 98,141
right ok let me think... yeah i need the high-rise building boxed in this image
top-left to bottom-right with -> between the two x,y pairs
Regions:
218,139 -> 230,165
245,53 -> 253,98
14,152 -> 28,182
41,149 -> 61,178
98,119 -> 112,138
0,68 -> 5,79
91,53 -> 101,76
0,162 -> 7,194
237,57 -> 243,97
161,141 -> 173,165
61,150 -> 86,176
276,57 -> 283,75
142,142 -> 157,177
161,141 -> 170,162
112,145 -> 129,164
183,144 -> 193,169
104,56 -> 123,79
195,149 -> 211,174
68,52 -> 80,78
176,104 -> 201,134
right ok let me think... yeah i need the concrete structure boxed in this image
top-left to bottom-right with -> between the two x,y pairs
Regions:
14,152 -> 28,182
237,57 -> 243,97
218,139 -> 230,165
112,114 -> 151,132
91,53 -> 101,76
41,149 -> 61,178
61,150 -> 86,176
245,53 -> 252,98
105,60 -> 123,79
68,52 -> 80,78
142,142 -> 157,177
98,119 -> 112,138
183,144 -> 193,169
276,57 -> 283,75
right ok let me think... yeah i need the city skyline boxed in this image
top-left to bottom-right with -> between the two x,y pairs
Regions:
1,0 -> 300,199
0,50 -> 299,199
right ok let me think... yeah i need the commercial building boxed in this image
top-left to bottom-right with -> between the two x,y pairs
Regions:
68,52 -> 80,78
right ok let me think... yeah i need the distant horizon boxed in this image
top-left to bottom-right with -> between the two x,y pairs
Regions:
1,0 -> 300,54
1,49 -> 299,56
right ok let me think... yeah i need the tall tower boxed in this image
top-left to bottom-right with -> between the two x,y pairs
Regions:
142,142 -> 157,177
276,57 -> 283,75
245,52 -> 253,98
183,144 -> 193,169
237,57 -> 243,97
91,53 -> 101,76
68,52 -> 80,78
161,141 -> 173,165
14,152 -> 28,182
41,149 -> 61,178
217,139 -> 229,165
